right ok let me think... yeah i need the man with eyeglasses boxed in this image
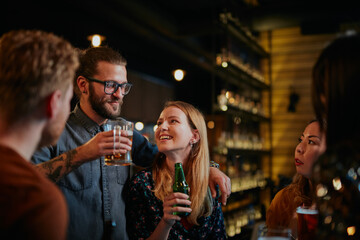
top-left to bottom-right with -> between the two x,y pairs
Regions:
31,46 -> 231,240
85,76 -> 132,96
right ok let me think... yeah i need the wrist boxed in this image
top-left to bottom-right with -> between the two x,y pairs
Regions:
161,218 -> 174,228
210,161 -> 219,169
73,146 -> 89,164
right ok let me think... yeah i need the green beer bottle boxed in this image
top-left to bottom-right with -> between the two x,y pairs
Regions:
172,162 -> 190,217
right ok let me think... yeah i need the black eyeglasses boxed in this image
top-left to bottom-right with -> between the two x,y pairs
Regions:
85,76 -> 132,95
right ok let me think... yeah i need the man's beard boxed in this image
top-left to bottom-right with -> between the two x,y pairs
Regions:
89,84 -> 122,120
38,114 -> 67,149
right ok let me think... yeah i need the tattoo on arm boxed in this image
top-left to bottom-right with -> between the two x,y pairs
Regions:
48,166 -> 63,182
64,149 -> 82,171
38,149 -> 80,182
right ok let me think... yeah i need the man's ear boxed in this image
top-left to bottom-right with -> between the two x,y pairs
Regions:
46,90 -> 62,119
77,76 -> 88,94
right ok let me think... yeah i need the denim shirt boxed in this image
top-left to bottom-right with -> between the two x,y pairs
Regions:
31,104 -> 158,240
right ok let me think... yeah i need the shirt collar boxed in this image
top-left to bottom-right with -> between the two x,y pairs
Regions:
73,103 -> 103,134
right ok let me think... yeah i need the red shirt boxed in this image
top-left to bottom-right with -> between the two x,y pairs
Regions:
0,145 -> 68,240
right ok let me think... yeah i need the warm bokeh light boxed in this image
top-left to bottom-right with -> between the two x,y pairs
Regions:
135,122 -> 144,131
173,69 -> 185,81
316,184 -> 328,197
221,61 -> 228,68
234,116 -> 241,125
332,177 -> 343,191
92,35 -> 101,47
324,216 -> 332,224
87,34 -> 105,47
207,121 -> 215,129
216,55 -> 222,65
347,226 -> 356,236
225,91 -> 230,99
220,105 -> 228,111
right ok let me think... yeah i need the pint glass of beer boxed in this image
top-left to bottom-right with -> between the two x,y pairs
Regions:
118,118 -> 134,166
103,119 -> 122,166
296,206 -> 318,240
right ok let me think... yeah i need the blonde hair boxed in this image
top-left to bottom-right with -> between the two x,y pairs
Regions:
152,101 -> 212,225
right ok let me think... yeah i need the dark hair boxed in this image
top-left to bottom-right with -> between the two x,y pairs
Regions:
312,33 -> 360,148
307,119 -> 318,125
74,46 -> 127,97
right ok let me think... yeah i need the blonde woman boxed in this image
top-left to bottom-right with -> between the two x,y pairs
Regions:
125,101 -> 226,239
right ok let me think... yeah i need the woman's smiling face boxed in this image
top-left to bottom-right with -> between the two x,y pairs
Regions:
155,106 -> 195,157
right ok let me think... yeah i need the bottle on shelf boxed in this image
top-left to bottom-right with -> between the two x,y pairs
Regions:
214,130 -> 266,152
224,205 -> 262,237
216,89 -> 267,118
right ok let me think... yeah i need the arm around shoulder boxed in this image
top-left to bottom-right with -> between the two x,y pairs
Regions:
209,167 -> 231,206
132,130 -> 158,167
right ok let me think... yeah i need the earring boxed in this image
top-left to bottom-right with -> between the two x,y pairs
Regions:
189,140 -> 196,148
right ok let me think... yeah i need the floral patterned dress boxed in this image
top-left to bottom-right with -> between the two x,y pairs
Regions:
124,168 -> 227,240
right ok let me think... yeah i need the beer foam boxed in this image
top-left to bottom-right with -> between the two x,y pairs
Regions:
296,207 -> 318,215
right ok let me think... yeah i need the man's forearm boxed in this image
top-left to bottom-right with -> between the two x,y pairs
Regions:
35,149 -> 83,182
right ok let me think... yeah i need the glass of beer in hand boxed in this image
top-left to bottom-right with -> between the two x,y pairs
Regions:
103,119 -> 122,166
117,118 -> 134,166
104,118 -> 134,166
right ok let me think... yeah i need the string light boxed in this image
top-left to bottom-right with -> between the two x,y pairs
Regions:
135,122 -> 144,131
87,34 -> 106,47
173,69 -> 185,81
207,121 -> 215,129
332,177 -> 343,191
347,226 -> 356,236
